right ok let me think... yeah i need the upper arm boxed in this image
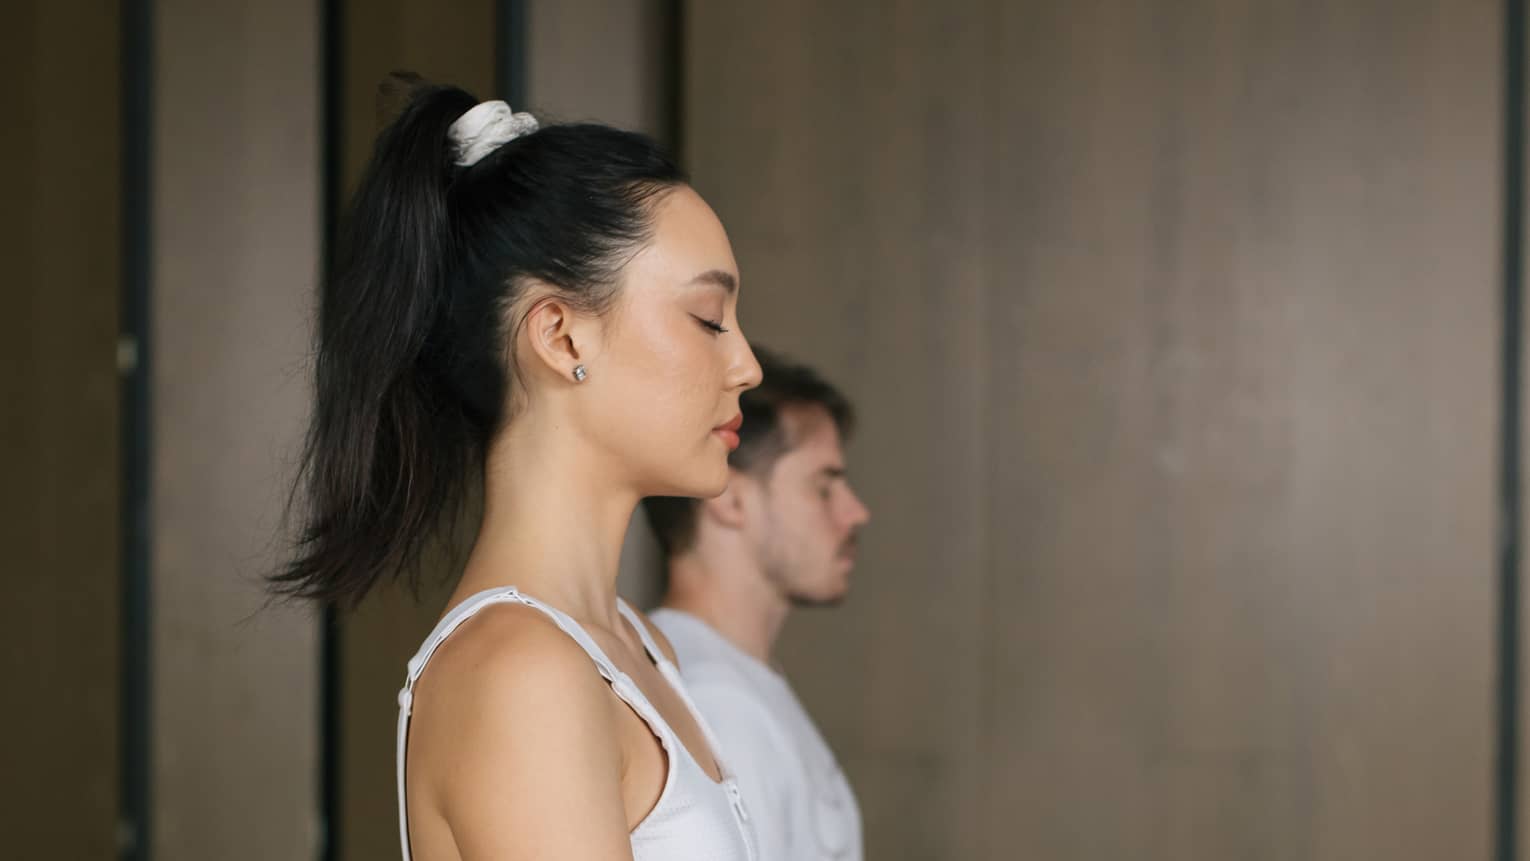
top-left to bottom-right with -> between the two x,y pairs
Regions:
410,607 -> 635,861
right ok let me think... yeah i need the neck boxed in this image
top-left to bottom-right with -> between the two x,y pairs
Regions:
661,544 -> 790,665
454,411 -> 636,628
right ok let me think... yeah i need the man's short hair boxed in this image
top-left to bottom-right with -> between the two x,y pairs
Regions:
641,347 -> 855,559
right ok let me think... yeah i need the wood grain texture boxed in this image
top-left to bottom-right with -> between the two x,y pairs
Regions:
526,0 -> 670,136
151,0 -> 324,856
687,1 -> 1500,858
0,1 -> 121,855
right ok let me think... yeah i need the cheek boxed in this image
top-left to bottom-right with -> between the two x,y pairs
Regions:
780,498 -> 836,554
819,501 -> 852,553
581,299 -> 731,492
606,304 -> 718,428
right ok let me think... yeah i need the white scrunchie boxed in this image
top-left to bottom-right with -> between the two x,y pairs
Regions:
448,100 -> 539,167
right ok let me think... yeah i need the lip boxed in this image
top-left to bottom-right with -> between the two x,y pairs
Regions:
712,414 -> 742,452
713,429 -> 741,451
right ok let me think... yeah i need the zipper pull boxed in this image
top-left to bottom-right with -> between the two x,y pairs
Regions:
727,780 -> 750,822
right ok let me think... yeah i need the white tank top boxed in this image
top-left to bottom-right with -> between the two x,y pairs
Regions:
396,587 -> 759,861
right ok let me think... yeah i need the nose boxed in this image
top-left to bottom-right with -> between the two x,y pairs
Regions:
730,334 -> 763,392
845,486 -> 870,527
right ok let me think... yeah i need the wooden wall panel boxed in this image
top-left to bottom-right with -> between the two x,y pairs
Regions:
987,4 -> 1498,858
152,0 -> 323,856
687,1 -> 1500,858
0,2 -> 121,855
526,0 -> 670,135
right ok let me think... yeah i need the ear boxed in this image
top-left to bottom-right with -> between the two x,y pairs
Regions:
521,293 -> 600,382
700,472 -> 751,531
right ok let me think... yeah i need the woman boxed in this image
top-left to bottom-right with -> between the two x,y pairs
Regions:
273,77 -> 763,860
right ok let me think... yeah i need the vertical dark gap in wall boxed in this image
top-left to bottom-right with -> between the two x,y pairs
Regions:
1499,0 -> 1526,858
497,0 -> 527,107
662,0 -> 685,165
319,0 -> 344,857
119,0 -> 153,857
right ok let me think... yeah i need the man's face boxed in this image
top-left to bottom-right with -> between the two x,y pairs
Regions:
747,405 -> 871,607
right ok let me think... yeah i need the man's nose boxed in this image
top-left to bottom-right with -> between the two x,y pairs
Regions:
845,488 -> 870,527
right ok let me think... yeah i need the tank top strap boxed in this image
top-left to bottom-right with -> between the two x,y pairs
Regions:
617,598 -> 672,668
615,602 -> 743,785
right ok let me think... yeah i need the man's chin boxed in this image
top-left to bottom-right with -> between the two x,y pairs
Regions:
788,583 -> 851,609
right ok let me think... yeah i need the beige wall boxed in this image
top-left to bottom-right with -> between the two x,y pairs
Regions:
151,0 -> 322,856
3,1 -> 1520,858
526,0 -> 670,135
2,2 -> 1517,858
686,1 -> 1500,858
0,2 -> 121,856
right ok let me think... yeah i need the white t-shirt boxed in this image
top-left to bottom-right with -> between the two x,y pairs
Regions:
651,608 -> 863,861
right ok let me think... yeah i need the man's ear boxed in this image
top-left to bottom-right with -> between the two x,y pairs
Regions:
701,471 -> 752,531
521,292 -> 596,382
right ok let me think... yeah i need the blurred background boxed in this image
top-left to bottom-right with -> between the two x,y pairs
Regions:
4,0 -> 1525,858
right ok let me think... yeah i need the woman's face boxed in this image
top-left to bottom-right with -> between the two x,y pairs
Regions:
576,185 -> 762,498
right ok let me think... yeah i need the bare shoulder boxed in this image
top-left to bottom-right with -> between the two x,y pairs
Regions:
415,601 -> 614,724
409,603 -> 622,780
407,602 -> 633,857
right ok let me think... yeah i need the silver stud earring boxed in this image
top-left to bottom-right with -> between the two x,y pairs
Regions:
573,364 -> 588,383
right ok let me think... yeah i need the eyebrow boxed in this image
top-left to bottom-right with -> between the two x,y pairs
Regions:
817,466 -> 848,480
688,269 -> 738,294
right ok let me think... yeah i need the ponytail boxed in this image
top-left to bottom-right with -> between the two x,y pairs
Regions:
273,82 -> 480,606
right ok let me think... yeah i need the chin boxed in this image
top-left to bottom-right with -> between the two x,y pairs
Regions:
698,456 -> 732,496
695,473 -> 729,498
661,459 -> 729,499
790,581 -> 851,609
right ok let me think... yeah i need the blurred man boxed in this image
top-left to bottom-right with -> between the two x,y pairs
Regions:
643,349 -> 871,861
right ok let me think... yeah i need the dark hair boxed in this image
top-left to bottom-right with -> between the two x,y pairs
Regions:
641,347 -> 855,559
271,75 -> 687,607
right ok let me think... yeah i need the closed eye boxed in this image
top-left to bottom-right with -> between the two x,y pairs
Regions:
694,315 -> 730,334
